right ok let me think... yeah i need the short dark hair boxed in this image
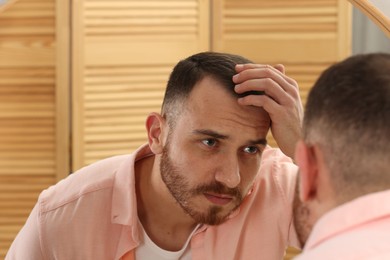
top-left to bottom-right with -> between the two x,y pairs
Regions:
304,53 -> 390,201
161,52 -> 253,126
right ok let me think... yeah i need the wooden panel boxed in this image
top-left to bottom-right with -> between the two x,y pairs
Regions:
72,0 -> 210,169
55,0 -> 71,181
83,65 -> 169,164
0,0 -> 69,257
0,66 -> 56,257
213,0 -> 351,151
213,0 -> 350,62
0,175 -> 55,256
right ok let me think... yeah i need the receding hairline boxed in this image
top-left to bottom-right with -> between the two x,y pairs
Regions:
162,73 -> 238,120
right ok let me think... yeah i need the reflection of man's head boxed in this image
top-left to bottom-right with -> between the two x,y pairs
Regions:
295,53 -> 390,245
303,53 -> 390,204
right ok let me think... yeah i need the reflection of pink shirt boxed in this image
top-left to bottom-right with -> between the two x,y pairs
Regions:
6,144 -> 299,260
294,190 -> 390,260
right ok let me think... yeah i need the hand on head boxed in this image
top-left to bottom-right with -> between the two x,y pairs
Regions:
233,64 -> 303,158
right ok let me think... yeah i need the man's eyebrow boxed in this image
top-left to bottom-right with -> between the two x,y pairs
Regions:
248,139 -> 267,146
192,129 -> 229,139
193,129 -> 267,146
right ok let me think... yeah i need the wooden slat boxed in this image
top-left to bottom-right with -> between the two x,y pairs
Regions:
0,42 -> 55,67
84,1 -> 197,9
72,0 -> 209,169
81,65 -> 166,164
0,175 -> 55,257
84,0 -> 199,36
55,0 -> 71,181
0,0 -> 66,258
225,0 -> 338,8
212,0 -> 349,62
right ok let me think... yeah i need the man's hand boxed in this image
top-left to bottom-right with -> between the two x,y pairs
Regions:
233,64 -> 303,158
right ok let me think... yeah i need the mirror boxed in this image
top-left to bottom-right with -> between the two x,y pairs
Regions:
349,0 -> 390,37
0,0 -> 18,13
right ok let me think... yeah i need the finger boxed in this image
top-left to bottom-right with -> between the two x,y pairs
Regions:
234,67 -> 299,98
237,94 -> 281,117
235,78 -> 288,105
233,66 -> 282,84
273,64 -> 298,87
274,64 -> 285,74
235,64 -> 268,73
234,64 -> 297,87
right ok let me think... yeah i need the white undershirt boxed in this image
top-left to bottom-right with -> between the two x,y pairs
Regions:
135,222 -> 201,260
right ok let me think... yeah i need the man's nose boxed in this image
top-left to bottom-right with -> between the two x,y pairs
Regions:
214,156 -> 241,188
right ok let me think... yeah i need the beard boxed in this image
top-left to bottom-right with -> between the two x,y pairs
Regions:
160,142 -> 243,225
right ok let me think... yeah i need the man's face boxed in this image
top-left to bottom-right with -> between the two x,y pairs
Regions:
160,76 -> 271,225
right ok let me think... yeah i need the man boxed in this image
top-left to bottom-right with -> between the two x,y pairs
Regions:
6,52 -> 302,259
293,53 -> 390,259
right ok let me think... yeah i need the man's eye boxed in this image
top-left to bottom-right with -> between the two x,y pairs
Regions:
243,146 -> 259,154
202,139 -> 217,147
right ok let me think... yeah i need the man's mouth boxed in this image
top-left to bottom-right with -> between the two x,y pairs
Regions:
204,193 -> 233,206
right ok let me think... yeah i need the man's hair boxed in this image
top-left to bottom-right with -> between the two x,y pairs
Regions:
303,53 -> 390,202
161,52 -> 253,126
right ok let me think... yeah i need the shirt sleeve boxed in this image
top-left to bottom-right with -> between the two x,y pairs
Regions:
262,147 -> 301,250
269,149 -> 301,249
5,203 -> 45,260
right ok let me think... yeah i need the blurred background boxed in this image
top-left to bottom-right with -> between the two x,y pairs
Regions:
0,0 -> 389,258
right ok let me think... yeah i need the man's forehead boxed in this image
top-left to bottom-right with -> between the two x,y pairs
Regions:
176,102 -> 270,143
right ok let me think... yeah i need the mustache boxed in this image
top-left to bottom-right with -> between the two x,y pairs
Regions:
192,181 -> 242,200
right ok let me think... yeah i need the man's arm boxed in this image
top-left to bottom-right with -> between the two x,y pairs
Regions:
6,203 -> 45,259
233,64 -> 303,158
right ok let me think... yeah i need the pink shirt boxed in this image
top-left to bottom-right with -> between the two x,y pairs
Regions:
6,144 -> 299,260
294,190 -> 390,260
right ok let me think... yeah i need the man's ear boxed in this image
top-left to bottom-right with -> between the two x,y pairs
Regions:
295,140 -> 319,202
146,112 -> 167,154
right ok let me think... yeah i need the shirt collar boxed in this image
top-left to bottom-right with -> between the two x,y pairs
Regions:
109,143 -> 255,236
304,189 -> 390,250
111,144 -> 153,227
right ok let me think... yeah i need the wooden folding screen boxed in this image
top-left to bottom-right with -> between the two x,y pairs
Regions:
72,0 -> 210,169
0,0 -> 69,257
73,0 -> 351,168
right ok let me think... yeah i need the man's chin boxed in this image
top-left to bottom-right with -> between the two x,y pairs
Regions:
191,207 -> 235,226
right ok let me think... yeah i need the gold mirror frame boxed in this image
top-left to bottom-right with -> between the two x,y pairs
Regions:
0,0 -> 18,13
349,0 -> 390,37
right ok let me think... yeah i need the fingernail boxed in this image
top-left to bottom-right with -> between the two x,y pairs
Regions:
233,74 -> 239,81
236,64 -> 244,69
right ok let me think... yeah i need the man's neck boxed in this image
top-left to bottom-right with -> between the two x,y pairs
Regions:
135,155 -> 198,251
